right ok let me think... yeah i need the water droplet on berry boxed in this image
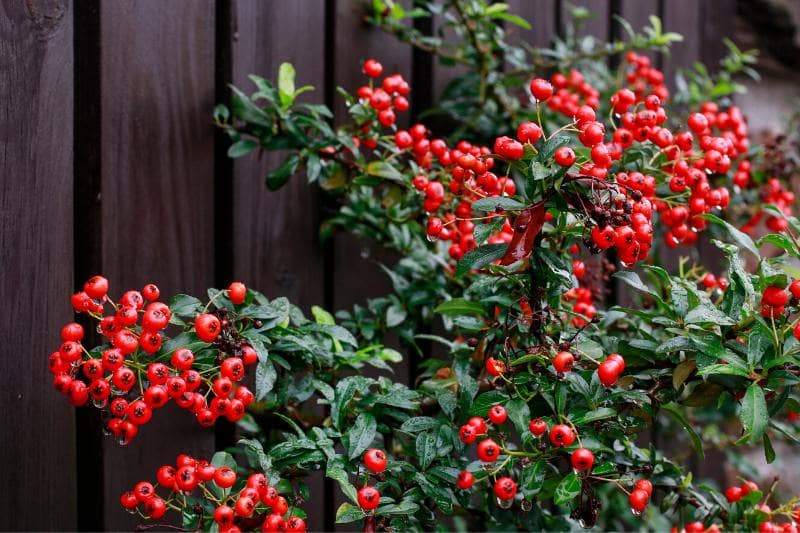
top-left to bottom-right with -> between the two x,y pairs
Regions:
93,398 -> 107,409
496,497 -> 513,509
520,499 -> 532,512
578,518 -> 589,529
126,508 -> 136,515
426,233 -> 439,243
117,436 -> 130,446
630,507 -> 643,517
101,425 -> 112,436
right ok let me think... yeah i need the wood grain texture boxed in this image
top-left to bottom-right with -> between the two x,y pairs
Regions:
561,0 -> 610,39
98,2 -> 217,529
508,0 -> 557,49
227,1 -> 328,530
229,0 -> 326,310
661,0 -> 701,86
0,0 -> 77,529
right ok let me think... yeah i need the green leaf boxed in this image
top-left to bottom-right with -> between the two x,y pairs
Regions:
366,161 -> 405,183
169,294 -> 203,318
572,407 -> 616,425
277,62 -> 296,107
434,298 -> 485,317
266,153 -> 300,191
662,402 -> 704,459
673,359 -> 697,389
386,304 -> 407,328
701,213 -> 759,257
506,398 -> 531,435
685,304 -> 735,326
335,502 -> 365,524
554,472 -> 581,505
416,431 -> 437,470
327,462 -> 358,504
471,196 -> 528,212
613,271 -> 664,306
738,383 -> 768,444
400,416 -> 440,433
347,412 -> 377,459
227,138 -> 258,158
763,433 -> 776,464
454,244 -> 508,277
520,460 -> 546,493
255,358 -> 277,400
378,498 -> 420,516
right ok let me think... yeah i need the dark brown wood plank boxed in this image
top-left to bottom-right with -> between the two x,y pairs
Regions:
229,0 -> 326,311
661,0 -> 701,87
561,0 -> 611,39
226,1 -> 328,530
331,0 -> 412,366
98,2 -> 217,529
0,0 -> 77,529
507,0 -> 558,49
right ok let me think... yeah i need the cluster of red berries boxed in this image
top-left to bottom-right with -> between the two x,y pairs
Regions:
120,454 -> 306,532
628,478 -> 654,515
549,349 -> 625,388
356,448 -> 387,512
700,272 -> 730,292
538,70 -> 600,118
619,52 -> 669,104
563,286 -> 596,327
742,178 -> 795,234
357,59 -> 410,136
51,277 -> 257,443
760,281 -> 800,322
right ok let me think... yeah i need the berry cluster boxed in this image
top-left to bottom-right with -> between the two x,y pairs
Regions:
120,454 -> 306,532
619,52 -> 669,104
453,401 -> 651,513
51,277 -> 257,444
541,70 -> 600,118
357,59 -> 410,139
742,178 -> 795,234
356,448 -> 387,512
758,281 -> 800,322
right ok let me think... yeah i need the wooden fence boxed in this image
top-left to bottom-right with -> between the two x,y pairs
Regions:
0,0 -> 735,530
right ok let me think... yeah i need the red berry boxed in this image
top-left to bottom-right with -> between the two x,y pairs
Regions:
554,146 -> 576,167
459,424 -> 477,444
467,416 -> 487,435
477,438 -> 500,462
553,351 -> 575,373
530,78 -> 554,100
364,448 -> 387,473
214,505 -> 235,527
725,486 -> 743,503
529,418 -> 547,436
120,491 -> 138,510
144,497 -> 166,519
357,486 -> 381,510
227,282 -> 246,304
61,322 -> 85,342
234,496 -> 255,517
263,514 -> 285,532
171,348 -> 195,371
285,517 -> 307,533
485,357 -> 505,377
142,283 -> 160,301
549,424 -> 576,447
84,275 -> 109,300
789,280 -> 800,299
763,286 -> 788,307
741,480 -> 759,495
214,466 -> 236,488
488,405 -> 507,425
157,465 -> 177,488
598,359 -> 622,387
456,470 -> 475,490
221,357 -> 245,381
195,314 -> 221,342
493,476 -> 517,500
362,59 -> 383,78
570,447 -> 594,471
134,481 -> 155,502
634,479 -> 653,497
629,488 -> 650,511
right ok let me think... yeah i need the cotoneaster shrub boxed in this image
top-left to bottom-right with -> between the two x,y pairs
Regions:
49,2 -> 799,532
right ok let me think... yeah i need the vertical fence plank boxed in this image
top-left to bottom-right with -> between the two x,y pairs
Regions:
226,1 -> 328,530
661,0 -> 701,87
508,0 -> 558,50
0,1 -> 77,530
561,0 -> 611,40
331,0 -> 412,375
97,2 -> 217,529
